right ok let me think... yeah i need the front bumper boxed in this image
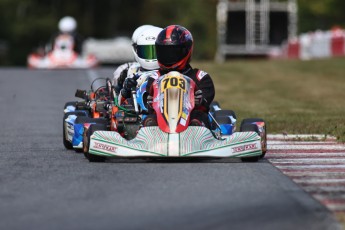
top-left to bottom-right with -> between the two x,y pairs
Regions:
89,126 -> 262,158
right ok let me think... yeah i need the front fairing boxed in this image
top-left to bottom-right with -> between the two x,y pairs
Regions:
152,71 -> 195,133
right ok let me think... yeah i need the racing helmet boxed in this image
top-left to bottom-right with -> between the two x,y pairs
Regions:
131,25 -> 154,44
155,25 -> 193,71
134,26 -> 163,70
131,25 -> 154,61
58,16 -> 77,33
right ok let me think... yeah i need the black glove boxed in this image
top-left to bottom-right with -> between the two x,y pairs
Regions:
115,69 -> 128,94
114,85 -> 122,95
117,69 -> 128,87
121,78 -> 137,99
123,77 -> 137,91
120,88 -> 131,99
194,90 -> 203,106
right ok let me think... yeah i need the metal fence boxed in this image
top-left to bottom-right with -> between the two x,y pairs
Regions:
215,0 -> 297,61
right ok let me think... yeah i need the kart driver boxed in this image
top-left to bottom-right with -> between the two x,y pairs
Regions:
143,25 -> 215,128
112,25 -> 152,89
112,25 -> 162,102
48,16 -> 84,55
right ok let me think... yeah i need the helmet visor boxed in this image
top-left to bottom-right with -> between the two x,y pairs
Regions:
137,45 -> 157,60
156,45 -> 188,66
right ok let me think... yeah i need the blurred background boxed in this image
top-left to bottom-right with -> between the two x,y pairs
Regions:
0,0 -> 344,66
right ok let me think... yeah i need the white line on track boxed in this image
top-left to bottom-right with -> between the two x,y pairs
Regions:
267,134 -> 336,140
293,178 -> 345,184
303,186 -> 345,193
266,153 -> 345,158
276,165 -> 345,169
269,158 -> 345,164
269,145 -> 345,150
284,172 -> 345,177
314,194 -> 345,201
323,203 -> 345,212
268,141 -> 339,145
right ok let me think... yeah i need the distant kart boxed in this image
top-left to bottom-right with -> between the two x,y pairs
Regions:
28,34 -> 98,69
84,71 -> 267,162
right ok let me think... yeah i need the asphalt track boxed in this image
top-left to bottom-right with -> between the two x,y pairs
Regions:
0,68 -> 341,230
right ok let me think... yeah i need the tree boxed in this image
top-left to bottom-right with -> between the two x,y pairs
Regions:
1,0 -> 345,65
298,0 -> 345,32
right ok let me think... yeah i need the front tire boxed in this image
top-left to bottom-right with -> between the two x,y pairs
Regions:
241,118 -> 267,158
84,124 -> 107,162
240,124 -> 260,162
75,117 -> 108,153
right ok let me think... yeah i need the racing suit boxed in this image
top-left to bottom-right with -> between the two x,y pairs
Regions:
145,64 -> 215,127
113,62 -> 159,105
112,62 -> 138,94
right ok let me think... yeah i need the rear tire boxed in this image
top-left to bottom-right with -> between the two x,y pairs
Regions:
213,110 -> 237,123
75,116 -> 108,125
211,110 -> 237,130
63,111 -> 88,150
241,118 -> 265,128
240,124 -> 260,162
214,110 -> 236,119
84,124 -> 107,162
64,101 -> 77,110
209,101 -> 221,113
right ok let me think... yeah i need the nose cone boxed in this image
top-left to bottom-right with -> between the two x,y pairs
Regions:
167,87 -> 181,133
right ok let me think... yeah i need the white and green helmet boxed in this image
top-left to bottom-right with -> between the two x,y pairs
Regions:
132,26 -> 162,70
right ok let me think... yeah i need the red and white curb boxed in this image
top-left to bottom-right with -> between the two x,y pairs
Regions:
267,134 -> 345,213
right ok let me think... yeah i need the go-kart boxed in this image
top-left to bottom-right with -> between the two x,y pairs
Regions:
63,78 -> 113,150
63,77 -> 145,152
28,34 -> 98,69
84,71 -> 267,162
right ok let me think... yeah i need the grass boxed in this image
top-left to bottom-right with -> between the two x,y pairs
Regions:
194,57 -> 345,141
335,213 -> 345,229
